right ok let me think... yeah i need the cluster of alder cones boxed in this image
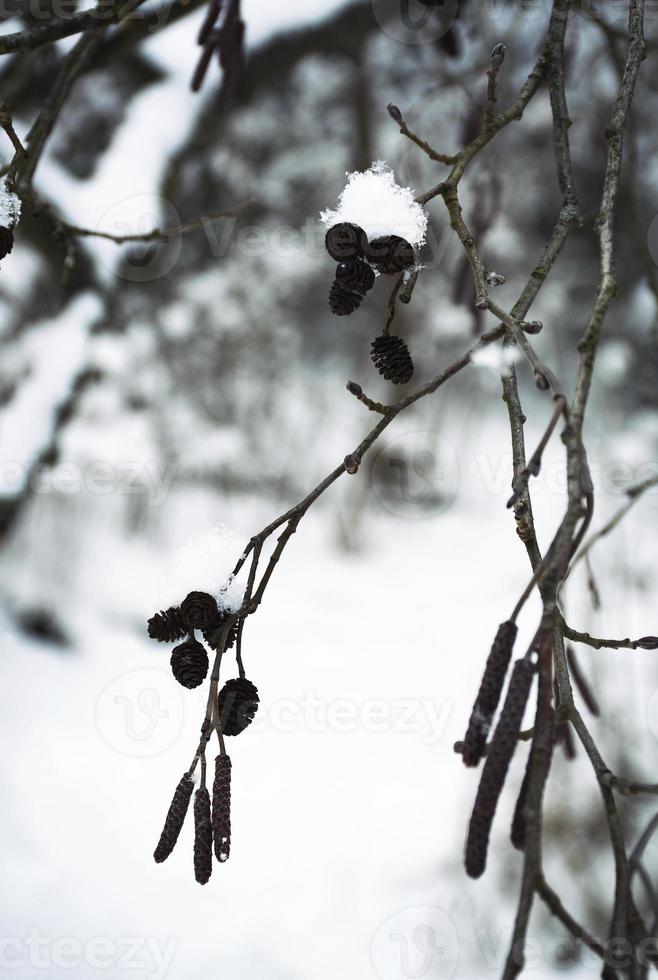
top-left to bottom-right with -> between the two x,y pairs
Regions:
148,590 -> 259,733
148,590 -> 260,882
325,221 -> 416,385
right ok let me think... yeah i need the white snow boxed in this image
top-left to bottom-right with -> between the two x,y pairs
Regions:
0,293 -> 101,496
1,409 -> 656,979
471,342 -> 521,375
320,161 -> 428,245
0,176 -> 21,228
168,525 -> 246,610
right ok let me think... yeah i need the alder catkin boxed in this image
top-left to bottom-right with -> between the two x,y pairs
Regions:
510,752 -> 531,851
465,657 -> 535,879
212,754 -> 232,862
511,710 -> 556,850
462,621 -> 518,767
154,773 -> 194,863
193,787 -> 213,885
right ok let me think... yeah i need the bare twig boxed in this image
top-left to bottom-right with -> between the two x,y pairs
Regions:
386,103 -> 458,166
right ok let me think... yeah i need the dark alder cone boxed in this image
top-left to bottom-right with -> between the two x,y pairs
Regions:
366,235 -> 415,274
336,259 -> 375,294
0,226 -> 14,260
171,639 -> 209,689
217,677 -> 259,736
154,773 -> 194,863
325,222 -> 367,261
193,787 -> 213,885
370,334 -> 414,384
180,591 -> 218,631
329,279 -> 363,316
212,754 -> 232,862
147,606 -> 187,643
203,610 -> 238,651
462,621 -> 518,767
465,656 -> 535,879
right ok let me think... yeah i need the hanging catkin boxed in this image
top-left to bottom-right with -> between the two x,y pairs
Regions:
193,787 -> 213,884
462,621 -> 518,767
154,773 -> 194,863
465,657 -> 535,878
212,755 -> 232,862
510,750 -> 531,851
510,708 -> 555,851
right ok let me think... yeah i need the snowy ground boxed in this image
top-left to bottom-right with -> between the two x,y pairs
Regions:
2,402 -> 656,980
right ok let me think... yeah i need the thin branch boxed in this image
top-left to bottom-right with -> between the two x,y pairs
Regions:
484,43 -> 506,130
571,475 -> 658,571
59,199 -> 253,244
601,773 -> 658,797
537,876 -> 606,959
386,103 -> 458,165
562,621 -> 658,652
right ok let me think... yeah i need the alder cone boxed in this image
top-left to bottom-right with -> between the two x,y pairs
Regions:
336,259 -> 375,294
193,787 -> 213,885
366,235 -> 415,274
462,621 -> 518,767
180,591 -> 218,630
212,754 -> 232,862
171,639 -> 209,689
203,610 -> 239,651
329,279 -> 363,316
217,677 -> 259,736
0,226 -> 14,260
465,657 -> 535,879
147,606 -> 187,643
154,773 -> 194,863
325,222 -> 367,261
370,334 -> 414,384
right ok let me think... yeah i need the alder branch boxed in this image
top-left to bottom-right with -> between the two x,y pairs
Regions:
59,200 -> 254,244
571,475 -> 658,571
386,102 -> 458,165
0,1 -> 133,55
562,621 -> 658,652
